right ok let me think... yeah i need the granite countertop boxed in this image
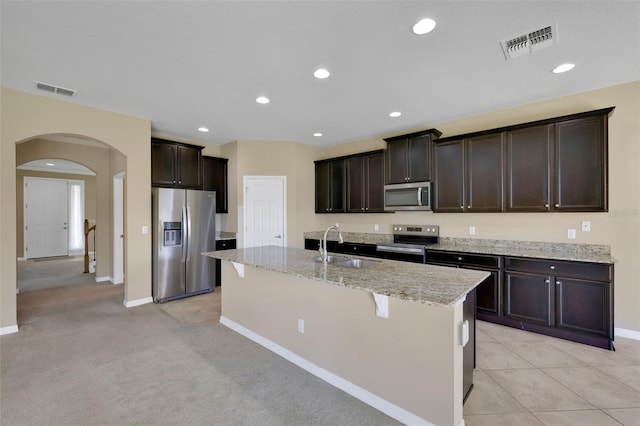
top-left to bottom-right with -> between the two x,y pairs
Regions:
303,231 -> 614,264
204,246 -> 489,307
215,231 -> 236,241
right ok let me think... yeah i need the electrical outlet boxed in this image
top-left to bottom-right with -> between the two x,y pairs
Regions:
582,221 -> 591,232
297,319 -> 304,334
374,224 -> 379,231
567,228 -> 576,239
469,226 -> 476,235
142,226 -> 149,234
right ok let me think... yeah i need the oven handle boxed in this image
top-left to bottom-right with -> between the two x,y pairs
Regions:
376,244 -> 425,255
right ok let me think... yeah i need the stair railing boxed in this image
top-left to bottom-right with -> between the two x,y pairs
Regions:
84,219 -> 96,273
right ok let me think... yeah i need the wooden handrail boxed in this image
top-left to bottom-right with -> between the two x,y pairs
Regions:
84,219 -> 96,273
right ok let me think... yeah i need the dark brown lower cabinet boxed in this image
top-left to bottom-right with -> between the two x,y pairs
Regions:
502,256 -> 613,349
426,250 -> 502,317
215,239 -> 236,286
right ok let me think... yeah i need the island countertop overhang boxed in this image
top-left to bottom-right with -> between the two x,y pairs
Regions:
205,246 -> 489,307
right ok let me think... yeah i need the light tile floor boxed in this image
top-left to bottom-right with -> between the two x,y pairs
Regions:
464,321 -> 640,425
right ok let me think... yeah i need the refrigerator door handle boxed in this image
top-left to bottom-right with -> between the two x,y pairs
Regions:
185,206 -> 191,262
182,206 -> 188,262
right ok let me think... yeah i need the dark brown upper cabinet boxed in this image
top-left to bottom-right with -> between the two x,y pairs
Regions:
315,158 -> 346,213
151,138 -> 203,189
202,156 -> 229,213
435,107 -> 613,213
346,151 -> 385,213
506,113 -> 609,212
384,129 -> 442,184
433,133 -> 504,212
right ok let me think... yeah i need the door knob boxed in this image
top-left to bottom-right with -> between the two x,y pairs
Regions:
274,235 -> 282,239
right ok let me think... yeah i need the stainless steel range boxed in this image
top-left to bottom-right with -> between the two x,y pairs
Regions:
375,224 -> 439,263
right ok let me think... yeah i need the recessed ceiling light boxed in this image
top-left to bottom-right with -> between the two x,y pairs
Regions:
313,133 -> 323,137
412,18 -> 436,35
389,111 -> 402,118
45,162 -> 55,166
256,96 -> 270,104
313,68 -> 330,79
552,63 -> 575,74
198,127 -> 209,132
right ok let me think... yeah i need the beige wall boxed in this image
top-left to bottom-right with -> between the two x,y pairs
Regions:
16,169 -> 98,257
1,87 -> 151,330
222,140 -> 320,249
315,81 -> 640,333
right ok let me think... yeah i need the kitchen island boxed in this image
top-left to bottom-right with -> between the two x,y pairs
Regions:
205,246 -> 489,426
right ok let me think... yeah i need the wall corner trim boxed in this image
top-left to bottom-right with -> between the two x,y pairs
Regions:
0,325 -> 19,336
123,297 -> 153,308
615,327 -> 640,341
219,315 -> 435,426
95,276 -> 112,283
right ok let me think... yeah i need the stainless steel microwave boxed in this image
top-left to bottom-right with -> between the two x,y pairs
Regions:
384,181 -> 432,211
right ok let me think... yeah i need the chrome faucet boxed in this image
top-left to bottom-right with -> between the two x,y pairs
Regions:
319,224 -> 344,264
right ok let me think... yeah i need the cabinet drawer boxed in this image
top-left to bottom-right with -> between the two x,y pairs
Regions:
427,250 -> 501,269
335,242 -> 378,257
505,257 -> 611,281
216,239 -> 236,251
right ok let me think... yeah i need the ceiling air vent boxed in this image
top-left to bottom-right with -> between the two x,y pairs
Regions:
35,81 -> 77,97
501,25 -> 556,60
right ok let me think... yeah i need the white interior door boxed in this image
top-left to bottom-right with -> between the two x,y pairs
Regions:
243,176 -> 286,248
113,173 -> 124,284
24,177 -> 69,258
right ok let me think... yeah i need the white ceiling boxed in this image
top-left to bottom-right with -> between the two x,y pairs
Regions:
2,1 -> 639,148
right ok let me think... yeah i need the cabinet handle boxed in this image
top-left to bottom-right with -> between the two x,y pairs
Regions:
556,280 -> 561,285
457,256 -> 463,261
362,207 -> 365,211
545,279 -> 550,284
550,265 -> 555,270
544,203 -> 549,208
555,203 -> 560,208
467,206 -> 471,209
460,206 -> 464,209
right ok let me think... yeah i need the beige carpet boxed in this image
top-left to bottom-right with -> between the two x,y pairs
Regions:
2,260 -> 398,425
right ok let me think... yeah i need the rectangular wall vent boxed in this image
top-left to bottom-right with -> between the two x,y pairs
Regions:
35,81 -> 76,97
501,25 -> 556,60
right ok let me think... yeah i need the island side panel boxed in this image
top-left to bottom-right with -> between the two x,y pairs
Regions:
220,261 -> 464,426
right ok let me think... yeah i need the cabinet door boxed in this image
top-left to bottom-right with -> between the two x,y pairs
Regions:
504,271 -> 553,326
433,140 -> 464,212
386,138 -> 409,184
346,156 -> 365,212
407,134 -> 431,182
203,156 -> 228,213
466,133 -> 504,212
506,125 -> 551,211
151,142 -> 177,186
177,145 -> 202,189
476,271 -> 501,316
554,117 -> 607,211
330,159 -> 346,213
556,277 -> 611,337
365,152 -> 385,212
315,162 -> 331,213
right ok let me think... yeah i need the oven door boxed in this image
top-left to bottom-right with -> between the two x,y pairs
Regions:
375,243 -> 426,263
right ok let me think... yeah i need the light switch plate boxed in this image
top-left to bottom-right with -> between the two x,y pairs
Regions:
469,226 -> 476,235
142,225 -> 149,234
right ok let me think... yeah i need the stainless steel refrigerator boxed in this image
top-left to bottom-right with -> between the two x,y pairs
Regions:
152,188 -> 216,302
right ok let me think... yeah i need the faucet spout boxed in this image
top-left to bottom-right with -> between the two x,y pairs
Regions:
320,224 -> 344,264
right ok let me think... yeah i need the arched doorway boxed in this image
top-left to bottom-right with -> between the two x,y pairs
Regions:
14,135 -> 127,320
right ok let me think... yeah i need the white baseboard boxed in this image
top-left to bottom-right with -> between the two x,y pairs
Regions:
0,325 -> 19,335
219,316 -> 434,426
123,297 -> 153,308
17,257 -> 26,262
95,276 -> 112,283
615,327 -> 640,341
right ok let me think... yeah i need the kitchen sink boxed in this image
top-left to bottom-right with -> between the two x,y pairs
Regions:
313,255 -> 379,268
